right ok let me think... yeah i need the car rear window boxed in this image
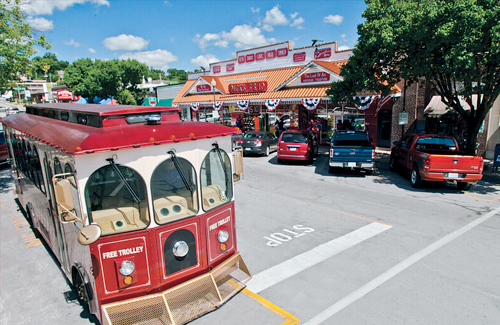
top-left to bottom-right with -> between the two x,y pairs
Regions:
332,132 -> 370,146
415,137 -> 456,150
281,133 -> 307,143
243,133 -> 264,139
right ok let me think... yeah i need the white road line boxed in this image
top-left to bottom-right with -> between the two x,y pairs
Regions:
304,205 -> 500,325
246,222 -> 392,294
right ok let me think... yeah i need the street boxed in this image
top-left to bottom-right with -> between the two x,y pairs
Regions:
1,148 -> 500,324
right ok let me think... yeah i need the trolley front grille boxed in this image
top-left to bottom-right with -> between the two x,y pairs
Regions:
102,253 -> 251,325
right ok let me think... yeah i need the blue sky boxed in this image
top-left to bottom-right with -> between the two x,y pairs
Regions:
24,0 -> 368,72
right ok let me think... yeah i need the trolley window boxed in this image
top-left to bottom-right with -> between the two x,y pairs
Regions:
151,156 -> 198,224
200,147 -> 232,211
85,165 -> 149,235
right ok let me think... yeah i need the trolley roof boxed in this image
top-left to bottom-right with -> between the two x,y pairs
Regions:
1,104 -> 237,155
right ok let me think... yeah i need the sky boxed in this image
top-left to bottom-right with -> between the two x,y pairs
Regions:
23,0 -> 368,73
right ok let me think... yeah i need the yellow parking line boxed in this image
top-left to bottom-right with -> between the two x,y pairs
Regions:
464,191 -> 500,201
242,288 -> 299,325
240,185 -> 393,227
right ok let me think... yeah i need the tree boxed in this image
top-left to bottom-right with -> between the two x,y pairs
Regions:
327,0 -> 500,155
119,59 -> 148,99
0,0 -> 51,88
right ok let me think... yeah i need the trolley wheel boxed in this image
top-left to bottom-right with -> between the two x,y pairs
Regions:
73,269 -> 90,311
410,166 -> 422,188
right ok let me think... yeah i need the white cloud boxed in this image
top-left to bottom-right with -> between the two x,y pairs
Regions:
64,39 -> 81,47
193,33 -> 227,51
22,0 -> 110,16
190,54 -> 219,70
119,49 -> 178,71
338,45 -> 351,51
103,34 -> 149,51
222,25 -> 268,49
262,5 -> 289,32
26,17 -> 54,31
251,7 -> 260,13
88,48 -> 96,53
290,16 -> 304,29
194,24 -> 268,51
324,14 -> 344,25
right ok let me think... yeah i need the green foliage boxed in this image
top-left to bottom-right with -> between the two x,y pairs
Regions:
116,89 -> 137,105
166,68 -> 188,82
30,53 -> 69,80
0,0 -> 51,88
328,0 -> 500,154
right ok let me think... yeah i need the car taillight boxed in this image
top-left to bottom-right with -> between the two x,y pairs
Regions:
254,140 -> 262,146
237,140 -> 243,144
372,150 -> 375,159
424,157 -> 431,168
330,149 -> 333,157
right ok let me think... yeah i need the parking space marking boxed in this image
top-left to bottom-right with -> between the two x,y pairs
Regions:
242,288 -> 299,325
246,222 -> 392,293
240,185 -> 392,226
464,191 -> 500,201
303,205 -> 500,325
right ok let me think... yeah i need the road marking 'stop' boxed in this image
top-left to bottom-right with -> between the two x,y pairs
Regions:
246,222 -> 392,294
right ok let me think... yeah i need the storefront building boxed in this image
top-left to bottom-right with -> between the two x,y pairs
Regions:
173,41 -> 400,146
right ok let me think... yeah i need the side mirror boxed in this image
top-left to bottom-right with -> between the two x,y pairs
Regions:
78,224 -> 102,245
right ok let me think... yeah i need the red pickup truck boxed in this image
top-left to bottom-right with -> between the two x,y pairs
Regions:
390,134 -> 484,190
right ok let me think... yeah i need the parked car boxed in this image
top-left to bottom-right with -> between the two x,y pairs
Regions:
390,134 -> 484,190
277,130 -> 318,164
329,130 -> 375,174
237,131 -> 278,156
0,130 -> 9,165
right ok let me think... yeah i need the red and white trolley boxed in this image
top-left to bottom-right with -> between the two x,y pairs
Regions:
1,103 -> 250,325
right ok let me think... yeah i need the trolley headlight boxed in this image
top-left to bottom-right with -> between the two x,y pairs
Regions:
217,230 -> 229,243
173,241 -> 189,257
119,260 -> 135,276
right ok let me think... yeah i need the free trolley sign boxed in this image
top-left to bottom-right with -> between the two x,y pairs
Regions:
229,81 -> 267,94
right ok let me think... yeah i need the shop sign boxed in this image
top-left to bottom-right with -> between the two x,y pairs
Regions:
213,65 -> 221,74
229,81 -> 267,94
249,106 -> 260,114
398,112 -> 409,125
246,54 -> 255,62
226,63 -> 235,72
238,56 -> 245,64
57,90 -> 73,100
196,84 -> 212,92
301,72 -> 330,83
256,52 -> 265,61
266,50 -> 276,59
277,47 -> 288,57
314,47 -> 332,59
293,52 -> 306,62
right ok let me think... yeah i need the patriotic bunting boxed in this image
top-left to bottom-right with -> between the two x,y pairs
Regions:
191,102 -> 200,111
265,99 -> 281,111
237,100 -> 250,111
375,96 -> 393,116
354,96 -> 379,111
302,98 -> 321,111
213,101 -> 224,111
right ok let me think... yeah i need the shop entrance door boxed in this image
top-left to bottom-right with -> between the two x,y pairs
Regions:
377,109 -> 392,147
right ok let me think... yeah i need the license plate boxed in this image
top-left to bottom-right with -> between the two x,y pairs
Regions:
245,148 -> 252,151
290,148 -> 297,151
447,173 -> 459,178
347,162 -> 356,167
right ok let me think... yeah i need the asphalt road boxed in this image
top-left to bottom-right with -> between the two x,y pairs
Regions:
1,148 -> 500,325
